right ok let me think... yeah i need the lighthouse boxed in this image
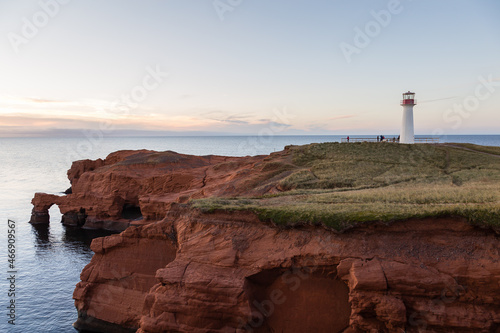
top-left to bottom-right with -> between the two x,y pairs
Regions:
400,91 -> 416,144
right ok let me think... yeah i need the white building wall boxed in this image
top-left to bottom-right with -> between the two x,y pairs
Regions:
400,104 -> 414,144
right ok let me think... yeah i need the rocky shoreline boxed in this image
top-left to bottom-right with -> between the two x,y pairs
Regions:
30,148 -> 500,332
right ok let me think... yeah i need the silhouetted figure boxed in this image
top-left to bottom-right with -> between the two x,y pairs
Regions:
397,135 -> 400,142
347,136 -> 350,142
377,136 -> 379,142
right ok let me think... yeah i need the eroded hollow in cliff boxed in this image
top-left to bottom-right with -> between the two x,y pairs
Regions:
121,203 -> 143,220
244,266 -> 351,333
61,207 -> 87,227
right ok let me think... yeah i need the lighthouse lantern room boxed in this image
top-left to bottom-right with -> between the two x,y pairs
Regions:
400,91 -> 416,144
401,91 -> 416,105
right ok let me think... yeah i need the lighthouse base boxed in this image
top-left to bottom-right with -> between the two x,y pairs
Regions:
400,105 -> 414,144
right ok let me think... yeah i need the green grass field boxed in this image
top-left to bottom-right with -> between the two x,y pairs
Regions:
192,142 -> 500,231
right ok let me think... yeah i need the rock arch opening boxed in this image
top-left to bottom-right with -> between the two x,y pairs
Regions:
244,266 -> 351,333
48,204 -> 63,223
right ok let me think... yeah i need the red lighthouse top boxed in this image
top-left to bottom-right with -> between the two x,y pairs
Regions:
401,91 -> 416,105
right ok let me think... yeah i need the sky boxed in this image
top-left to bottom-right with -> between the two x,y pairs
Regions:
0,0 -> 499,137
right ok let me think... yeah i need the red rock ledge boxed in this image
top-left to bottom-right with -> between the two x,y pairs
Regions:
30,150 -> 500,332
30,149 -> 285,231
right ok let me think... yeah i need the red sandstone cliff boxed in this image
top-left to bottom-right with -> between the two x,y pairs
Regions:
30,149 -> 292,230
30,149 -> 500,332
73,208 -> 500,332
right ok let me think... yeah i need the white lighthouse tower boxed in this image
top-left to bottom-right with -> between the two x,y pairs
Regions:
400,91 -> 416,144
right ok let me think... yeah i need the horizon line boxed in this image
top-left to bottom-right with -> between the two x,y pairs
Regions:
1,133 -> 498,139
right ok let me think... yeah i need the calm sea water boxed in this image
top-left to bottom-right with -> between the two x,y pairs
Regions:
0,135 -> 499,332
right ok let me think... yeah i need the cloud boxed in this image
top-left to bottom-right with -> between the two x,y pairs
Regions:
0,126 -> 237,138
0,110 -> 234,136
326,114 -> 356,121
218,117 -> 250,125
0,114 -> 106,129
199,111 -> 254,125
0,95 -> 112,119
27,98 -> 66,104
266,120 -> 292,129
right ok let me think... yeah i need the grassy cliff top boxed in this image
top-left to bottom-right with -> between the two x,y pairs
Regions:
192,142 -> 500,231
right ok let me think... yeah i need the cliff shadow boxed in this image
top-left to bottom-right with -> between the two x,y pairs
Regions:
121,203 -> 143,220
31,219 -> 117,256
243,266 -> 350,333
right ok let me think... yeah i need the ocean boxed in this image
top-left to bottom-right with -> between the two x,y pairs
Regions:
0,135 -> 499,332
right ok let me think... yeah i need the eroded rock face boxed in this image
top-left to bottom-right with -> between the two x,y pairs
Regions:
31,149 -> 500,331
74,208 -> 500,333
73,220 -> 178,332
30,149 -> 292,231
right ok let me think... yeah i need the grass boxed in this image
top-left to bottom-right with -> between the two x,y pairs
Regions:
449,143 -> 500,156
191,142 -> 500,231
116,151 -> 187,166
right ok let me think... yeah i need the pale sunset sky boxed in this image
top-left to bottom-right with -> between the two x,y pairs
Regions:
0,0 -> 499,137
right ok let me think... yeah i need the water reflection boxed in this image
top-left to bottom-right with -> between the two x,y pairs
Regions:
31,223 -> 117,256
31,223 -> 52,243
62,226 -> 118,250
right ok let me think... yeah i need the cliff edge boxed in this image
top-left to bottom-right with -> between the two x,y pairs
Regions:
30,149 -> 287,230
30,142 -> 500,332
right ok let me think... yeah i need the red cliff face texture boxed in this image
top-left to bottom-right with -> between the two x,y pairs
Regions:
73,208 -> 500,333
30,149 -> 291,230
30,150 -> 500,332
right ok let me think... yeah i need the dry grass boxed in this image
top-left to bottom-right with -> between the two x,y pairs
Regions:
192,142 -> 500,230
